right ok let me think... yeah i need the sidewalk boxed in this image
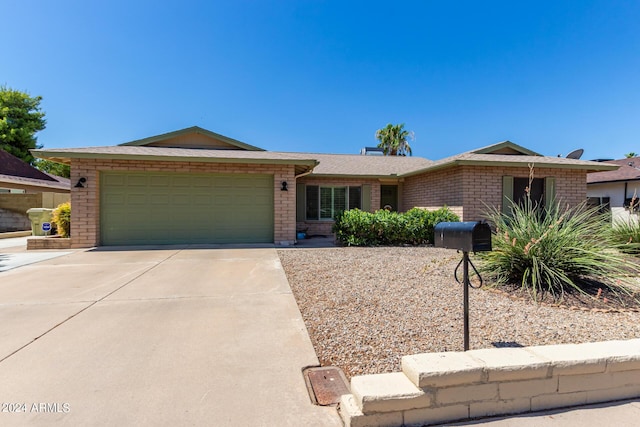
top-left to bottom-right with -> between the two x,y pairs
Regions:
0,236 -> 70,272
447,399 -> 640,426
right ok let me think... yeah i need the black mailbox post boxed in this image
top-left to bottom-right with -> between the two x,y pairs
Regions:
434,221 -> 492,351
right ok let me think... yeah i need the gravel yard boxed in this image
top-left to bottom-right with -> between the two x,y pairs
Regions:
278,246 -> 640,380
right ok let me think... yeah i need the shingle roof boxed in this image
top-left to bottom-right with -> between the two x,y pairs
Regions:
33,146 -> 320,176
32,136 -> 616,178
587,157 -> 640,183
33,145 -> 315,162
0,173 -> 70,191
0,149 -> 57,181
286,152 -> 434,177
403,150 -> 617,177
0,149 -> 70,191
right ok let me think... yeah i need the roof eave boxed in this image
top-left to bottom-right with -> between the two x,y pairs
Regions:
455,159 -> 619,171
401,159 -> 619,177
588,178 -> 640,185
32,150 -> 318,168
308,173 -> 403,180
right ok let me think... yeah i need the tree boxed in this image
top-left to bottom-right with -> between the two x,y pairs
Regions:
625,152 -> 638,158
0,86 -> 46,164
33,159 -> 70,178
375,123 -> 414,156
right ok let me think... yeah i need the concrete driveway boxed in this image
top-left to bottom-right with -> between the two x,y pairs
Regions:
0,246 -> 342,426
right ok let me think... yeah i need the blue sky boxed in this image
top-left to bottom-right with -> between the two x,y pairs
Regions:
3,1 -> 639,160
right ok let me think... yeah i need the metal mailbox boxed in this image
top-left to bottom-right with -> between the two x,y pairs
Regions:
434,221 -> 492,253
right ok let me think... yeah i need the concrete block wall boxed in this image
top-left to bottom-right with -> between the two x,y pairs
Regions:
339,339 -> 640,427
0,208 -> 31,232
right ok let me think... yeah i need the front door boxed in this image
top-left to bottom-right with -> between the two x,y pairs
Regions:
380,185 -> 398,211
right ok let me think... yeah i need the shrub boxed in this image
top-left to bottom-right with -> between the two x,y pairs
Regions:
52,202 -> 71,237
333,207 -> 459,246
480,198 -> 640,301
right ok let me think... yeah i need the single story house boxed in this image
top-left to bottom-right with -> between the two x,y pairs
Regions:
587,157 -> 640,222
33,126 -> 616,248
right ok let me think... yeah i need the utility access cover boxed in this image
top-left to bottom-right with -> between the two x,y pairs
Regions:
304,366 -> 350,406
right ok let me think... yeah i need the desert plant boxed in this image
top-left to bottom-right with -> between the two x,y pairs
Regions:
480,197 -> 640,301
608,218 -> 640,255
52,202 -> 71,237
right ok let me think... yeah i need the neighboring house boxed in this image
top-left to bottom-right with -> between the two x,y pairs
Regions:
32,126 -> 616,248
0,149 -> 70,194
0,149 -> 70,232
587,157 -> 640,222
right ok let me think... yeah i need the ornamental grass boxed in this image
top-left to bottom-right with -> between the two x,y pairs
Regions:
481,197 -> 640,303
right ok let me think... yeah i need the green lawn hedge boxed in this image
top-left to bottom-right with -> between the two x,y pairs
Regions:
332,207 -> 460,246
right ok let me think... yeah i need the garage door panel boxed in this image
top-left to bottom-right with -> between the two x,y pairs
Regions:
127,175 -> 149,186
170,194 -> 190,205
170,176 -> 191,187
191,176 -> 213,187
125,197 -> 148,206
214,177 -> 234,188
193,195 -> 212,205
101,172 -> 273,245
148,175 -> 170,186
150,194 -> 170,205
104,194 -> 125,205
102,174 -> 126,186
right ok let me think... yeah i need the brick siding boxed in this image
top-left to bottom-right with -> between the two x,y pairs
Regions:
403,165 -> 587,221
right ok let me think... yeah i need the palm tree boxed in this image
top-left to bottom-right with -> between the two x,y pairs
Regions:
625,152 -> 638,158
375,123 -> 414,156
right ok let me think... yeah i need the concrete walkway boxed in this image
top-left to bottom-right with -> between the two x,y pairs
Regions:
0,246 -> 341,426
0,236 -> 71,272
446,399 -> 640,426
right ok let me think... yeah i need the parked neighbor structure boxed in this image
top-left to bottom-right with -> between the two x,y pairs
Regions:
587,157 -> 640,222
32,126 -> 616,248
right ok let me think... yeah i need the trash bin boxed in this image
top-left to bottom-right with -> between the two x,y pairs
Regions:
26,208 -> 54,236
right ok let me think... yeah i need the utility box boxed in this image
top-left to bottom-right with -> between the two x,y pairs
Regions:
434,221 -> 492,252
26,208 -> 54,236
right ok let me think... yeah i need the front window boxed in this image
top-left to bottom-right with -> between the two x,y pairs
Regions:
306,185 -> 361,220
514,177 -> 544,207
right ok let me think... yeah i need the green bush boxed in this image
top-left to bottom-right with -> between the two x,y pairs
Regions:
480,198 -> 640,301
52,202 -> 71,237
333,207 -> 459,246
608,218 -> 640,255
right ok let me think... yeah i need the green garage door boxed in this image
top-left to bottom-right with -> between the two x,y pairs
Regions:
101,172 -> 274,245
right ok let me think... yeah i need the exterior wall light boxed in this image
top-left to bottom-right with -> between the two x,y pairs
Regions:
281,181 -> 288,191
74,177 -> 87,188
